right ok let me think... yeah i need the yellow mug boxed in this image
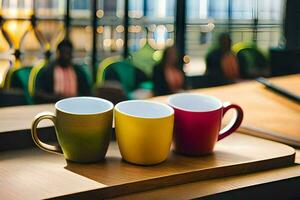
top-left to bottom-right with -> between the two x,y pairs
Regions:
114,100 -> 174,165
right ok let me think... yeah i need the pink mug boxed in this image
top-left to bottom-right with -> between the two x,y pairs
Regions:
168,93 -> 243,155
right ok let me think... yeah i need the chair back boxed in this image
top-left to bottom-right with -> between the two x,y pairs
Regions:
232,42 -> 269,78
6,66 -> 33,104
96,55 -> 122,87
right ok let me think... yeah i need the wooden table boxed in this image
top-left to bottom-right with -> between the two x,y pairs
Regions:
116,74 -> 300,200
1,74 -> 300,199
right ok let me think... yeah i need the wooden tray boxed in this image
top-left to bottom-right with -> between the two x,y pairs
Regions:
0,133 -> 295,200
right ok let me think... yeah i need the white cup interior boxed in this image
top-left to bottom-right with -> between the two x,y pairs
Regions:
168,93 -> 222,112
56,97 -> 113,115
115,100 -> 174,118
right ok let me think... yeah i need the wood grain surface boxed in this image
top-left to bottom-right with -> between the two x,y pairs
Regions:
0,133 -> 295,200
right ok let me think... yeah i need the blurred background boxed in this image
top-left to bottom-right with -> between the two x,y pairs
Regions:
0,0 -> 299,106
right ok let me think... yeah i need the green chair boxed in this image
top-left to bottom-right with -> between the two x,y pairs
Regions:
5,66 -> 33,104
102,60 -> 150,99
96,55 -> 122,87
28,60 -> 47,97
76,63 -> 93,90
232,42 -> 269,78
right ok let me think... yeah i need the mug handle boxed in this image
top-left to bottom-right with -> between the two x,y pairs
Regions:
218,102 -> 244,141
31,111 -> 63,154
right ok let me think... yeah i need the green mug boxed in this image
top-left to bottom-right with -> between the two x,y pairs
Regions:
31,97 -> 114,163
